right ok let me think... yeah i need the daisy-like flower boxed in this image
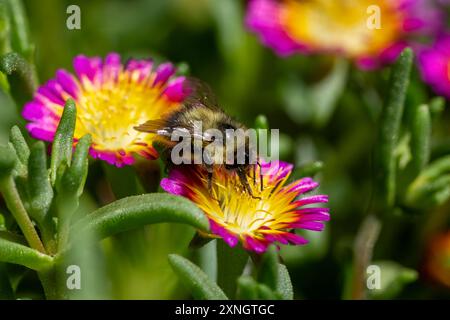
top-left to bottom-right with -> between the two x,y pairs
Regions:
161,161 -> 329,253
23,53 -> 189,167
424,232 -> 450,288
246,0 -> 444,69
419,34 -> 450,99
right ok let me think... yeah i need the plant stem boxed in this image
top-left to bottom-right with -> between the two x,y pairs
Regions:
0,176 -> 45,253
216,240 -> 248,298
56,198 -> 76,253
351,215 -> 381,300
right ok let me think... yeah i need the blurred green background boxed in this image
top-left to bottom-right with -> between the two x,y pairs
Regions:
0,0 -> 449,299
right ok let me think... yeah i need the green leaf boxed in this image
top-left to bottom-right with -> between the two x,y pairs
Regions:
5,0 -> 33,60
0,229 -> 26,245
27,141 -> 53,223
0,51 -> 37,101
58,134 -> 91,197
197,239 -> 217,282
0,143 -> 16,178
0,237 -> 53,271
257,245 -> 279,290
377,48 -> 414,208
405,155 -> 450,208
9,125 -> 29,171
410,104 -> 431,174
256,283 -> 280,299
50,99 -> 76,185
236,275 -> 258,299
168,254 -> 228,300
276,263 -> 294,300
71,193 -> 209,241
0,2 -> 11,56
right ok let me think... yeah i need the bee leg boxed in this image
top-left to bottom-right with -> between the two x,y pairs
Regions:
207,171 -> 213,195
206,165 -> 220,202
237,168 -> 261,200
257,161 -> 264,192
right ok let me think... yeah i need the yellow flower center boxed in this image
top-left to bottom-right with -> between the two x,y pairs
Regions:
72,71 -> 179,152
281,0 -> 404,57
189,167 -> 297,238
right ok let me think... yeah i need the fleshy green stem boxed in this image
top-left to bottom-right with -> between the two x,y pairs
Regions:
0,175 -> 45,253
216,240 -> 248,298
56,196 -> 77,252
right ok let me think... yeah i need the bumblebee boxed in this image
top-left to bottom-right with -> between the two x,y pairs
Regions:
134,78 -> 262,197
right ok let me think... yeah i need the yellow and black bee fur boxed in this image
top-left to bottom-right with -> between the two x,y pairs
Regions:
134,78 -> 261,197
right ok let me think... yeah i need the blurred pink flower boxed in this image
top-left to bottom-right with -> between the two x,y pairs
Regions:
246,0 -> 445,69
419,34 -> 450,99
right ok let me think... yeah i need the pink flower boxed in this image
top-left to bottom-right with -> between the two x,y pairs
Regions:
23,53 -> 189,167
161,161 -> 329,253
246,0 -> 445,69
419,34 -> 450,98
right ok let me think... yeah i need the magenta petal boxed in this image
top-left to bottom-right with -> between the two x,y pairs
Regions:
103,53 -> 122,83
261,160 -> 293,179
210,220 -> 239,247
56,70 -> 80,98
295,207 -> 330,215
297,212 -> 330,222
245,0 -> 308,56
26,124 -> 55,142
288,177 -> 319,194
163,77 -> 189,102
161,168 -> 193,196
292,221 -> 325,231
37,83 -> 65,105
126,58 -> 153,82
73,55 -> 102,83
121,155 -> 135,166
153,63 -> 175,86
161,177 -> 186,196
283,233 -> 309,245
294,195 -> 329,206
22,101 -> 59,122
418,34 -> 450,98
264,233 -> 289,245
244,236 -> 268,253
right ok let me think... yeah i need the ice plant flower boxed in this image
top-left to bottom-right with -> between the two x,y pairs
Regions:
418,34 -> 450,99
22,53 -> 188,167
161,161 -> 329,253
246,0 -> 444,69
424,232 -> 450,288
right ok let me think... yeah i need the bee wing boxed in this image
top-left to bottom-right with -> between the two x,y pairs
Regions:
135,119 -> 198,141
184,77 -> 220,111
134,119 -> 173,136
